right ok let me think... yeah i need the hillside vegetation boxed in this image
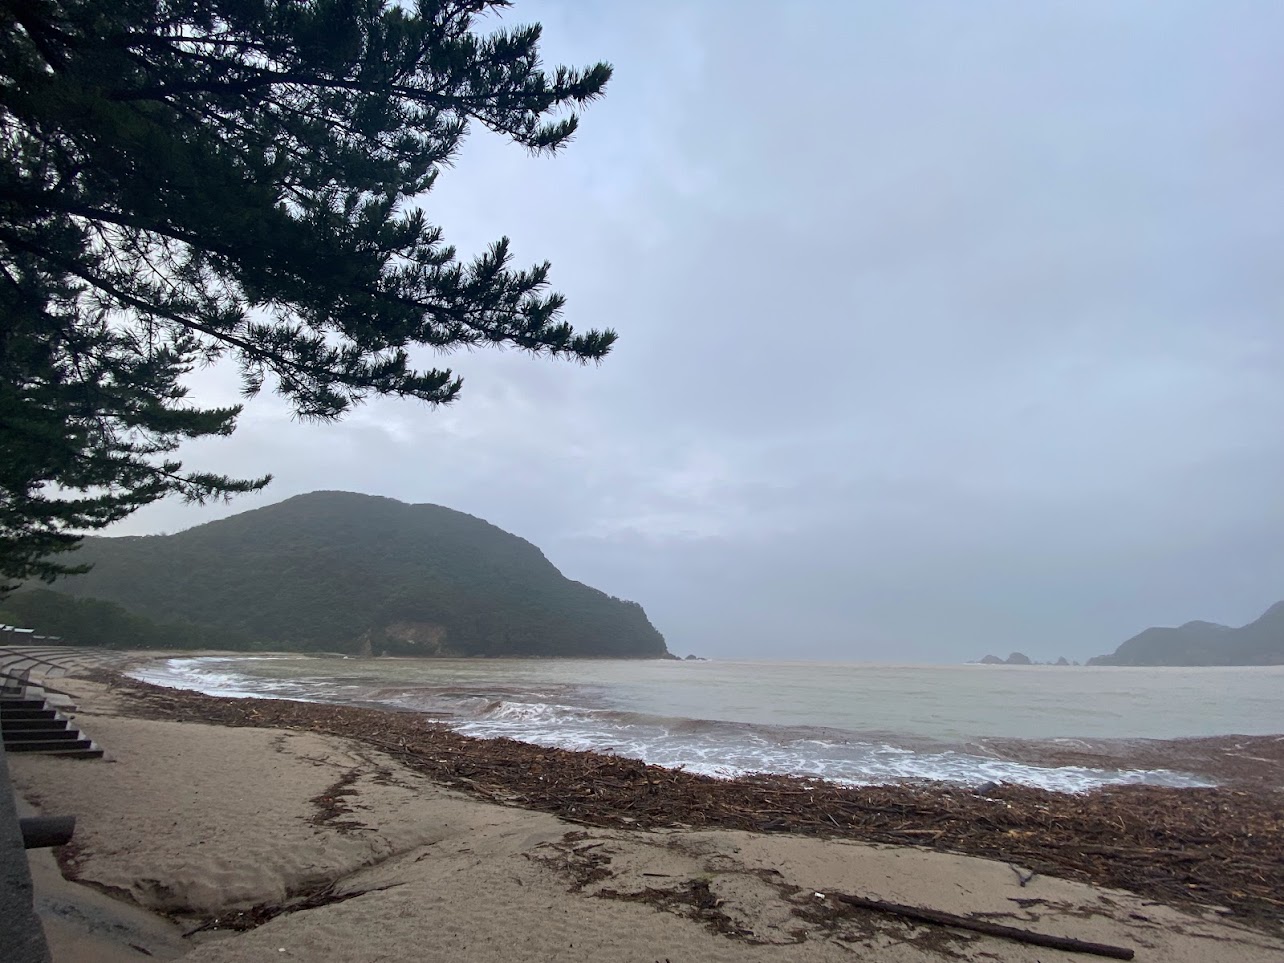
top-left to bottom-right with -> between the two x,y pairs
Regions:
1089,602 -> 1284,666
0,589 -> 253,650
13,492 -> 669,658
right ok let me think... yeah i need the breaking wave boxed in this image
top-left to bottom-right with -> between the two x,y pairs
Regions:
131,656 -> 1214,793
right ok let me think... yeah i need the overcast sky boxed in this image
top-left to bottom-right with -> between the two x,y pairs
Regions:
108,0 -> 1284,662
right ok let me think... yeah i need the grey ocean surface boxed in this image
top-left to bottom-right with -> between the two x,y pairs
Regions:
133,657 -> 1284,792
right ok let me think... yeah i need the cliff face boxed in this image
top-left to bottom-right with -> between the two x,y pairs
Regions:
1089,604 -> 1284,666
26,491 -> 671,658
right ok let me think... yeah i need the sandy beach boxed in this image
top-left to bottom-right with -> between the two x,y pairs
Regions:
7,672 -> 1284,963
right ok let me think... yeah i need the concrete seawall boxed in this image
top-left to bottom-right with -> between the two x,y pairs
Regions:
1,743 -> 52,963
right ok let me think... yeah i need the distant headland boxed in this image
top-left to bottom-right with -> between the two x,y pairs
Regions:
0,491 -> 671,660
1088,601 -> 1284,666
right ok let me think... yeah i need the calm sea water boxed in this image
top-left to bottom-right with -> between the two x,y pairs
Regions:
132,657 -> 1284,792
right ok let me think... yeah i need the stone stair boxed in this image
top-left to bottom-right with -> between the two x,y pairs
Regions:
0,692 -> 103,760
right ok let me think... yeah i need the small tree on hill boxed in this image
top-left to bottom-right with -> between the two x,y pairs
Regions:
0,0 -> 614,588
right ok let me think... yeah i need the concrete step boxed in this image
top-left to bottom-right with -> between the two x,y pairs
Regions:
0,708 -> 57,721
0,697 -> 47,710
21,745 -> 104,760
4,738 -> 93,753
2,717 -> 68,731
3,728 -> 81,743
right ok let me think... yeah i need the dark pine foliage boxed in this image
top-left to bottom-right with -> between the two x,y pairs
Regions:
1,0 -> 614,588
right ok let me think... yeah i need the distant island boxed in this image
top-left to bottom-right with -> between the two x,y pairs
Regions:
975,652 -> 1074,666
1089,600 -> 1284,666
979,652 -> 1031,665
0,491 -> 671,659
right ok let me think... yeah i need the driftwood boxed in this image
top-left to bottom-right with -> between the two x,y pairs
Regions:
833,893 -> 1135,960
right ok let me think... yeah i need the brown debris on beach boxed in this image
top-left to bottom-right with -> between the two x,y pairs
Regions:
90,670 -> 1284,934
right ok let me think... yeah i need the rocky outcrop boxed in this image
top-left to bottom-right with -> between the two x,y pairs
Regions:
977,652 -> 1033,665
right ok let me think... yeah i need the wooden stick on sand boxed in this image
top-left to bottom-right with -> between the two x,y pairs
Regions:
833,893 -> 1135,960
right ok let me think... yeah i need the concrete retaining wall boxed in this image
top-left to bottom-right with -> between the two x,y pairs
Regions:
0,746 -> 52,963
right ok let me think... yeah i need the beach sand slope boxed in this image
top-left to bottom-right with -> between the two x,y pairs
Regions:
8,680 -> 1282,963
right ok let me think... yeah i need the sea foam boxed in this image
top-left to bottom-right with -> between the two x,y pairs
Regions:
130,657 -> 1215,793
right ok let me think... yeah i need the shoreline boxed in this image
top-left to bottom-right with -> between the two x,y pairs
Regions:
132,651 -> 1284,792
88,668 -> 1284,932
7,669 -> 1283,962
974,732 -> 1284,792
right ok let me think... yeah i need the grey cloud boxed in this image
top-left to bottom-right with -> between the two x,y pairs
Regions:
108,0 -> 1284,662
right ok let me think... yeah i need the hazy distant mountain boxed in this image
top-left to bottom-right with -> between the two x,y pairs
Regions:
1089,602 -> 1284,666
13,491 -> 669,658
977,652 -> 1034,665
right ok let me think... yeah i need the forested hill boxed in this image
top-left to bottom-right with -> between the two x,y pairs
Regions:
15,491 -> 670,658
1088,601 -> 1284,666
